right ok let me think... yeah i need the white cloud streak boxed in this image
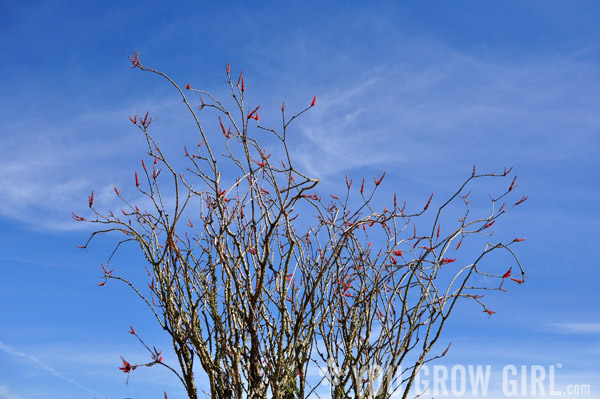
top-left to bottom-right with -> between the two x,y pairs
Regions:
0,339 -> 106,397
291,42 -> 599,179
547,322 -> 600,334
1,38 -> 598,232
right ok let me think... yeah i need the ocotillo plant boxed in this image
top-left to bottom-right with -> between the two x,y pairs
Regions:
75,53 -> 526,399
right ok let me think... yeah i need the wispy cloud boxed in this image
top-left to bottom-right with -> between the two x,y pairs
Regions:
0,339 -> 106,397
292,41 -> 600,178
0,384 -> 19,399
0,97 -> 182,231
547,322 -> 600,334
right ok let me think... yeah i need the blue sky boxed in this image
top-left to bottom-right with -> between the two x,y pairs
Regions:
1,1 -> 599,398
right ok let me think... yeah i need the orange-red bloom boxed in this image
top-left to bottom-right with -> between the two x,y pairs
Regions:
483,220 -> 495,229
424,193 -> 433,211
442,342 -> 452,356
247,105 -> 260,120
311,96 -> 316,107
127,52 -> 141,68
374,172 -> 386,186
88,191 -> 94,207
72,212 -> 85,222
119,357 -> 136,373
515,196 -> 528,205
509,176 -> 517,191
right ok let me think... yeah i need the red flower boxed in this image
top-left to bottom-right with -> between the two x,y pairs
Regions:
129,114 -> 137,124
393,249 -> 402,256
441,258 -> 456,265
390,255 -> 397,265
114,186 -> 121,195
219,116 -> 231,138
88,191 -> 94,207
511,277 -> 524,284
152,348 -> 163,363
140,111 -> 153,129
513,237 -> 526,242
129,326 -> 136,335
237,71 -> 245,93
456,240 -> 462,250
483,220 -> 495,229
135,171 -> 140,187
185,83 -> 191,90
119,357 -> 136,373
442,342 -> 452,357
424,193 -> 433,211
374,172 -> 386,186
226,63 -> 231,75
484,309 -> 496,316
311,96 -> 316,107
72,212 -> 85,222
508,176 -> 517,191
345,175 -> 353,189
247,105 -> 260,120
502,267 -> 512,279
515,196 -> 528,205
498,202 -> 506,212
127,51 -> 140,68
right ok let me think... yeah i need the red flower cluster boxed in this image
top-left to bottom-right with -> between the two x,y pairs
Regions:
247,105 -> 260,121
119,357 -> 137,373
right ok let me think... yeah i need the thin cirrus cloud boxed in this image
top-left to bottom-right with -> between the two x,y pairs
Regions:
3,37 -> 597,232
292,43 -> 599,179
547,322 -> 600,334
0,99 -> 174,231
0,340 -> 105,397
